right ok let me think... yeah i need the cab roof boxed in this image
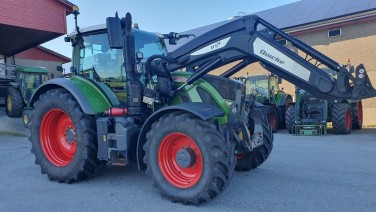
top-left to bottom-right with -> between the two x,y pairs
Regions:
68,24 -> 163,38
17,66 -> 49,73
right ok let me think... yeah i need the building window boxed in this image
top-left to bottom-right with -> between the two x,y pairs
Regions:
277,39 -> 287,45
328,29 -> 342,38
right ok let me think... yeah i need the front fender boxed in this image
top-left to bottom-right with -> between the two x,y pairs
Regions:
136,102 -> 224,170
30,77 -> 112,115
275,93 -> 292,107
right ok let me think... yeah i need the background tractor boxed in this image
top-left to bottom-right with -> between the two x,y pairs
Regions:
0,63 -> 49,126
27,9 -> 375,205
285,87 -> 363,135
243,74 -> 293,132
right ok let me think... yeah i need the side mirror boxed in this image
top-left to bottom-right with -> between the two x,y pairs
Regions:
64,37 -> 71,42
56,66 -> 63,72
106,14 -> 123,49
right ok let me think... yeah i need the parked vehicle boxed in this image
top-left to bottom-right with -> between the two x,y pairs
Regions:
0,63 -> 49,126
285,87 -> 363,135
28,9 -> 375,205
242,74 -> 293,132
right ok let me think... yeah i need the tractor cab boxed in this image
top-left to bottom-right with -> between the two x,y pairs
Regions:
68,25 -> 168,105
244,74 -> 281,104
14,66 -> 49,105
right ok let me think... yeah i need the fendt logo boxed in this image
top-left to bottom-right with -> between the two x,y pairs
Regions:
260,50 -> 285,64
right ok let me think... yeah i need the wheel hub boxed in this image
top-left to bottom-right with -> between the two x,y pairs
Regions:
158,132 -> 203,188
65,128 -> 76,144
176,148 -> 196,168
23,114 -> 29,125
6,95 -> 12,112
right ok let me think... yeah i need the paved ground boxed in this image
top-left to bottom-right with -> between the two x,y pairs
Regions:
0,98 -> 28,136
1,123 -> 375,211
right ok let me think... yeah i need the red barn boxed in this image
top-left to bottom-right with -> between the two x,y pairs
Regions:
0,0 -> 73,56
0,0 -> 73,76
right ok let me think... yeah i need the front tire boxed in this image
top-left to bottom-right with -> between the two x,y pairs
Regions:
5,86 -> 24,117
235,109 -> 273,171
351,101 -> 363,130
29,89 -> 104,183
332,103 -> 352,134
285,105 -> 295,134
259,105 -> 279,133
279,95 -> 293,129
144,112 -> 235,205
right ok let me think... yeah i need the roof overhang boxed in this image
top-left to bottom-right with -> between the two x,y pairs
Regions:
58,0 -> 74,15
284,9 -> 376,35
0,24 -> 61,56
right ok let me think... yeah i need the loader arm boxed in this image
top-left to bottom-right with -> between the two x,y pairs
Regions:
158,15 -> 376,101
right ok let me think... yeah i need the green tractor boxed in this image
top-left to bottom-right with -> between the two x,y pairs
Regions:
243,74 -> 293,132
2,65 -> 49,125
28,11 -> 274,205
285,87 -> 363,135
27,9 -> 375,204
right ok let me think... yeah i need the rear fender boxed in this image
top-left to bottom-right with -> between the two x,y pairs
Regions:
136,102 -> 224,170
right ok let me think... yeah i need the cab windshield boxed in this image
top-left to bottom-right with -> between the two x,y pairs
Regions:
245,76 -> 269,96
79,29 -> 167,80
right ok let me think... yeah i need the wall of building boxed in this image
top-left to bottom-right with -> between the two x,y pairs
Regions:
15,47 -> 68,63
210,20 -> 376,125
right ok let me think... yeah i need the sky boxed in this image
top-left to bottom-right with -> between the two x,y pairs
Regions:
43,0 -> 301,59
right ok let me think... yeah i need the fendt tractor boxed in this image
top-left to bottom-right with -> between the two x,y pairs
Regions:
242,74 -> 293,132
27,8 -> 376,205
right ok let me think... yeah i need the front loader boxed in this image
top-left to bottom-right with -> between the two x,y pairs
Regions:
28,9 -> 376,205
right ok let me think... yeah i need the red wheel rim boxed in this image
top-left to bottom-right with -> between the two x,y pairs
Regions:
40,109 -> 77,167
358,101 -> 363,124
269,112 -> 277,130
345,109 -> 351,130
158,132 -> 203,188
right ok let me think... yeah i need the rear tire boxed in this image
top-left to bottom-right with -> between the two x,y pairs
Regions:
5,86 -> 24,117
351,101 -> 363,130
259,105 -> 279,133
285,105 -> 295,134
29,89 -> 105,183
235,109 -> 273,171
332,103 -> 352,134
144,112 -> 235,205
